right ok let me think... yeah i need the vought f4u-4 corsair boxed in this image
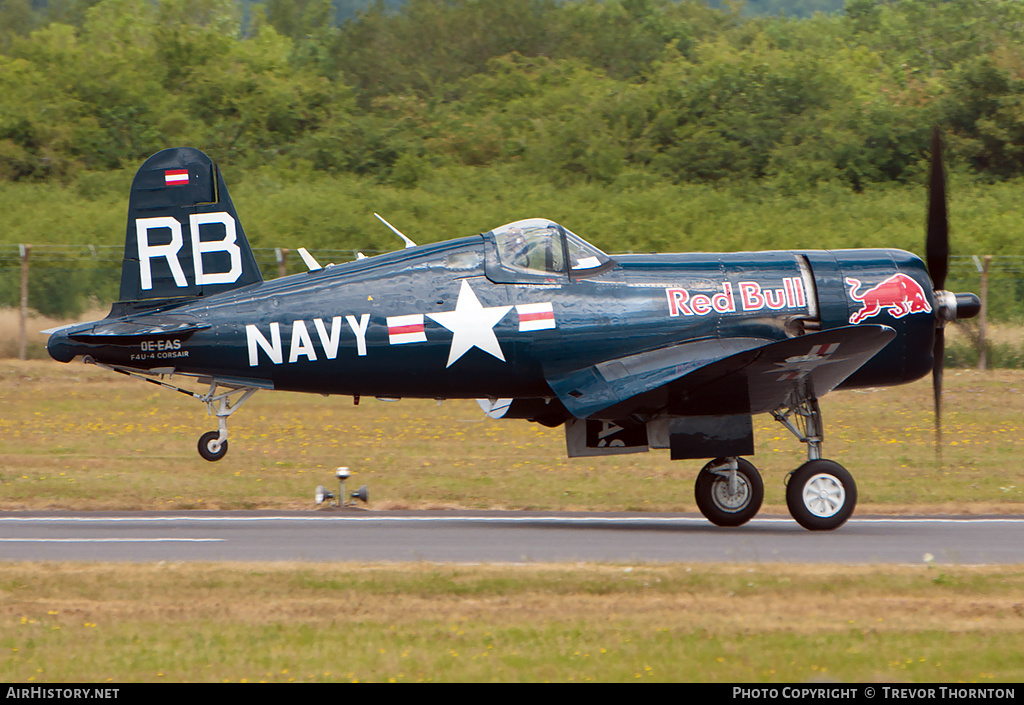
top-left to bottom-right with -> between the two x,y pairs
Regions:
46,137 -> 980,530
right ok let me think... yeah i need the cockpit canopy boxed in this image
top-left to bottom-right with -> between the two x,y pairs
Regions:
488,219 -> 614,281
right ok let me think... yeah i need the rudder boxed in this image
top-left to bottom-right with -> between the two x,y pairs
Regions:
118,147 -> 263,303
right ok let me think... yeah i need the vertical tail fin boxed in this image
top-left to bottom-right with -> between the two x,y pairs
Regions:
118,147 -> 263,303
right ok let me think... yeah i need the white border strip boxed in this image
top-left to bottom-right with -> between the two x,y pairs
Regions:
1,515 -> 1022,526
0,537 -> 222,543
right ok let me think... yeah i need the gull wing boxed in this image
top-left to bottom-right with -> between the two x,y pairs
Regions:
546,325 -> 896,420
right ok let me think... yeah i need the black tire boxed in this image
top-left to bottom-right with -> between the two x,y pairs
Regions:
694,458 -> 764,527
198,431 -> 228,462
785,459 -> 857,531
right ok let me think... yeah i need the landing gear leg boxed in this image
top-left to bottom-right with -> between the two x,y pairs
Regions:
771,384 -> 857,531
82,360 -> 259,461
694,457 -> 764,527
196,382 -> 258,462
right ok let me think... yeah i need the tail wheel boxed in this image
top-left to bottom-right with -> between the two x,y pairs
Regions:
198,431 -> 228,462
786,459 -> 857,531
694,458 -> 764,527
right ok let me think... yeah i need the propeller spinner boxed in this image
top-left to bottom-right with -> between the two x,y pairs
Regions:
926,128 -> 982,447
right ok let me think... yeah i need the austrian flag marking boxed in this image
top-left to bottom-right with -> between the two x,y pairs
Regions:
164,169 -> 189,186
516,302 -> 556,331
387,314 -> 426,345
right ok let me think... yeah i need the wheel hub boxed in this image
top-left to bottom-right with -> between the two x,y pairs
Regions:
802,473 -> 845,518
712,476 -> 750,511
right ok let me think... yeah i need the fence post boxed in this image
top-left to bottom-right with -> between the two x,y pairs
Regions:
275,248 -> 289,279
19,244 -> 31,361
978,255 -> 991,371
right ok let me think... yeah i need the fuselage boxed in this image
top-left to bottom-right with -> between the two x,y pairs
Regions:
48,229 -> 938,410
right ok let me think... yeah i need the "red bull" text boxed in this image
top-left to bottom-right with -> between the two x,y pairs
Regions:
845,273 -> 932,325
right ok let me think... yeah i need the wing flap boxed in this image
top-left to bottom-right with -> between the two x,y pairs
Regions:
546,336 -> 772,419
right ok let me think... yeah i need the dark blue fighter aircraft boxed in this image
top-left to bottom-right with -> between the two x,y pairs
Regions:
46,134 -> 980,530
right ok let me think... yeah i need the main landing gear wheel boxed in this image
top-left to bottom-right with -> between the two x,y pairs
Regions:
694,458 -> 764,527
785,459 -> 857,531
198,431 -> 228,462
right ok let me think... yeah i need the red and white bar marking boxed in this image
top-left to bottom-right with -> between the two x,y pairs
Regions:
164,169 -> 189,186
516,302 -> 555,331
387,314 -> 426,345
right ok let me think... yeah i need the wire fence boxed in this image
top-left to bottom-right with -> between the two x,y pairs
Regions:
0,245 -> 390,318
2,244 -> 1021,365
1,245 -> 1018,318
0,245 -> 388,279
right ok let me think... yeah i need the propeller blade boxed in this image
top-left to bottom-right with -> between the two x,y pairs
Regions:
926,128 -> 950,456
932,326 -> 944,452
927,127 -> 949,291
926,128 -> 950,453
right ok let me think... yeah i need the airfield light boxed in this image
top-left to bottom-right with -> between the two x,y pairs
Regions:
336,466 -> 350,505
314,467 -> 368,508
314,485 -> 335,507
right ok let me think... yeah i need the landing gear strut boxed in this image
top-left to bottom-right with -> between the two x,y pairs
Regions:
194,382 -> 258,462
83,359 -> 258,462
692,384 -> 858,531
771,385 -> 857,531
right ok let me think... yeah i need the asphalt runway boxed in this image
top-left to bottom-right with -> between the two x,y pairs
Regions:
1,510 -> 1022,564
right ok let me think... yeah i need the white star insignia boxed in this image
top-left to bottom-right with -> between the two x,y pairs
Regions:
771,343 -> 841,380
427,280 -> 512,368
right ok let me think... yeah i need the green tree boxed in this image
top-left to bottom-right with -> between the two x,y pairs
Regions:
0,0 -> 38,52
943,54 -> 1024,177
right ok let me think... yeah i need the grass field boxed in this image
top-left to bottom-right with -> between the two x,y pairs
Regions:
2,358 -> 1024,683
1,562 -> 1023,683
1,358 -> 1022,513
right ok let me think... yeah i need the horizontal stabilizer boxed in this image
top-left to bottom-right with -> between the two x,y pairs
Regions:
67,316 -> 210,342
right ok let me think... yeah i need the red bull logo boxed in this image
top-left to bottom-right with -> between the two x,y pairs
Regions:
845,273 -> 932,325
